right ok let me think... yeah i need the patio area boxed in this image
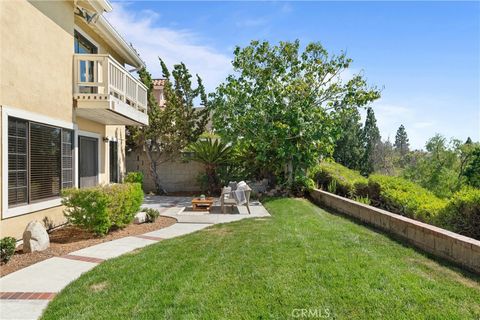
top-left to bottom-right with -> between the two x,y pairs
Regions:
143,195 -> 270,224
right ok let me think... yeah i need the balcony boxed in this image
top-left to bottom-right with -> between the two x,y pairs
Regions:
73,54 -> 148,126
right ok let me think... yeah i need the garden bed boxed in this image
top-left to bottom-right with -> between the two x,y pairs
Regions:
0,216 -> 176,277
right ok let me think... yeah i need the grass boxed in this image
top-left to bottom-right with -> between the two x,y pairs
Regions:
41,198 -> 480,320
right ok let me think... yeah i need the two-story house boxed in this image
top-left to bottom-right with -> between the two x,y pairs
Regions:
0,0 -> 148,239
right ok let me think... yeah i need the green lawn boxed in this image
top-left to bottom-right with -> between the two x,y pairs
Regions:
42,198 -> 480,320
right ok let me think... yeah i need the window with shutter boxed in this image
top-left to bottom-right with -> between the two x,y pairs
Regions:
8,118 -> 28,207
62,129 -> 74,189
7,117 -> 75,207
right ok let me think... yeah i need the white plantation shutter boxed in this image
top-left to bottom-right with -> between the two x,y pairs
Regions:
7,117 -> 75,207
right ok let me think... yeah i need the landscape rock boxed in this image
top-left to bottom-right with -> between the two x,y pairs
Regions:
22,221 -> 50,253
134,211 -> 147,224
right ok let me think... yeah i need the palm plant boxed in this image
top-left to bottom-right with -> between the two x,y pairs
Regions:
188,138 -> 234,194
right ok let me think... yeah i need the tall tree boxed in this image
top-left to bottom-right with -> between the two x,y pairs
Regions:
373,139 -> 396,175
402,134 -> 461,198
127,59 -> 209,194
212,40 -> 380,189
463,146 -> 480,188
333,107 -> 363,170
360,107 -> 381,175
394,124 -> 410,156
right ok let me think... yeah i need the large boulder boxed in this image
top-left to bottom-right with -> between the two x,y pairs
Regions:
23,221 -> 50,253
134,211 -> 147,224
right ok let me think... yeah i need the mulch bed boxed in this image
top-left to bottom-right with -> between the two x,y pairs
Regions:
0,216 -> 177,277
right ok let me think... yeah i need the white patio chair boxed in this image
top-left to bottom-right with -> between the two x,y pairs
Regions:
220,184 -> 252,214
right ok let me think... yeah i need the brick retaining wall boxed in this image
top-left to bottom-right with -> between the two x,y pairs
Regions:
310,189 -> 480,274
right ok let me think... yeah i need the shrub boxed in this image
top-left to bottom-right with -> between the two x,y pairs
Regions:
62,183 -> 144,235
124,172 -> 144,185
436,188 -> 480,240
62,188 -> 110,235
367,175 -> 446,222
291,174 -> 316,196
0,237 -> 17,264
104,183 -> 144,228
142,208 -> 160,223
354,196 -> 371,205
310,162 -> 367,198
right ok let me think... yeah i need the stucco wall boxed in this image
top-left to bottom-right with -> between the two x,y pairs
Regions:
126,151 -> 204,193
0,0 -> 130,239
310,189 -> 480,274
0,0 -> 74,123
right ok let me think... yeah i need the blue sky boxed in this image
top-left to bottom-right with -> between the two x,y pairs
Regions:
108,1 -> 480,149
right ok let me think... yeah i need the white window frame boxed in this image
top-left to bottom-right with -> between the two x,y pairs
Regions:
1,106 -> 76,218
74,25 -> 100,52
77,130 -> 102,188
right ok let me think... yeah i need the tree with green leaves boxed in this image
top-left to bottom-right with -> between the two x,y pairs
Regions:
360,107 -> 381,175
188,138 -> 234,194
127,59 -> 209,194
463,145 -> 480,188
212,40 -> 380,190
402,134 -> 461,198
333,107 -> 364,170
394,124 -> 409,156
372,139 -> 396,175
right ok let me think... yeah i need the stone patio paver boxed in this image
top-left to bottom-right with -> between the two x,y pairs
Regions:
0,300 -> 50,320
68,236 -> 158,260
143,223 -> 212,239
0,257 -> 96,293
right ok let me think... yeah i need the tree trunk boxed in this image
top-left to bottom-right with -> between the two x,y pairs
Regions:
285,158 -> 294,187
145,147 -> 167,195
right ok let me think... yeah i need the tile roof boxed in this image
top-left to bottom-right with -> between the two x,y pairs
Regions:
153,79 -> 166,86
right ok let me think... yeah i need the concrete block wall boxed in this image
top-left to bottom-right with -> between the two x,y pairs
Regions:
310,188 -> 480,274
126,151 -> 204,193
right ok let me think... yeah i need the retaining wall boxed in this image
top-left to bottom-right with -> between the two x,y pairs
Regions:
310,188 -> 480,274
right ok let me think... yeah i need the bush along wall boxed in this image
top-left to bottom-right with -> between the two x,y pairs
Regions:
367,175 -> 446,223
62,183 -> 144,235
436,188 -> 480,240
310,162 -> 367,198
311,161 -> 480,240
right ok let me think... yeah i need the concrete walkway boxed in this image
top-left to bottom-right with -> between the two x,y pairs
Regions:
0,197 -> 270,320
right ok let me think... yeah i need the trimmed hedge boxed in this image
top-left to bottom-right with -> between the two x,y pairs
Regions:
437,188 -> 480,240
367,175 -> 446,222
310,162 -> 367,198
62,183 -> 144,235
310,161 -> 480,240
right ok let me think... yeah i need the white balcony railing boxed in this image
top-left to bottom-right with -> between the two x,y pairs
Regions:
73,54 -> 147,114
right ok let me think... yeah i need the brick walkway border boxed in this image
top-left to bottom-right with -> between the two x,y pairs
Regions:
133,235 -> 164,241
0,292 -> 56,300
61,254 -> 105,264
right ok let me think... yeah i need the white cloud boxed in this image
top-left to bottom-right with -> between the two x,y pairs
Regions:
413,121 -> 435,129
236,18 -> 268,28
106,3 -> 232,92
